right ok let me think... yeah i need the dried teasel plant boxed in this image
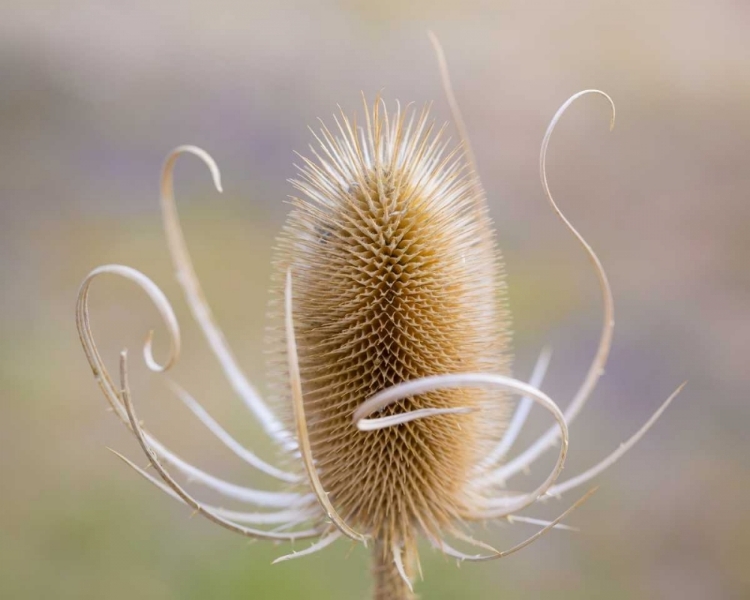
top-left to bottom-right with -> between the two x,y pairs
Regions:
75,37 -> 683,599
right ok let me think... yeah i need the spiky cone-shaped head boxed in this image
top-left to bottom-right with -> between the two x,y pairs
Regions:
266,99 -> 512,597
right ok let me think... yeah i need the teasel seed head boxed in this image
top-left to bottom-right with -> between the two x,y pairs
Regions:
266,98 -> 511,564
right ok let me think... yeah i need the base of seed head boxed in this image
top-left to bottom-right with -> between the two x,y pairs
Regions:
75,36 -> 683,600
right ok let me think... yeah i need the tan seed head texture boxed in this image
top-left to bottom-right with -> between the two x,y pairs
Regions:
75,37 -> 682,600
268,99 -> 512,548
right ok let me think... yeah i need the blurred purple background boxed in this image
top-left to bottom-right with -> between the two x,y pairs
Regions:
1,2 -> 748,598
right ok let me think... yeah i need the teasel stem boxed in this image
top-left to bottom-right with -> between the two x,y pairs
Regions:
372,541 -> 416,600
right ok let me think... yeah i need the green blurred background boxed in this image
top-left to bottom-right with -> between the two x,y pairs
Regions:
1,1 -> 749,598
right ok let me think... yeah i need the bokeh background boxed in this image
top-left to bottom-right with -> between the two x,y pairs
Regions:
2,1 -> 749,598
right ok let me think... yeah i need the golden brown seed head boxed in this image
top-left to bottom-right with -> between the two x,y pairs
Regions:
267,99 -> 512,552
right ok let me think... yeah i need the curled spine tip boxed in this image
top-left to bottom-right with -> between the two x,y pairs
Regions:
540,89 -> 616,198
162,145 -> 223,194
77,264 -> 181,376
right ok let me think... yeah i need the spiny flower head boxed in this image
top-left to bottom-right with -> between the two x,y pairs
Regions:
266,98 -> 511,558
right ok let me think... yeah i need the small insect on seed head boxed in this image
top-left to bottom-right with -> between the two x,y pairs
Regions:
75,35 -> 683,600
